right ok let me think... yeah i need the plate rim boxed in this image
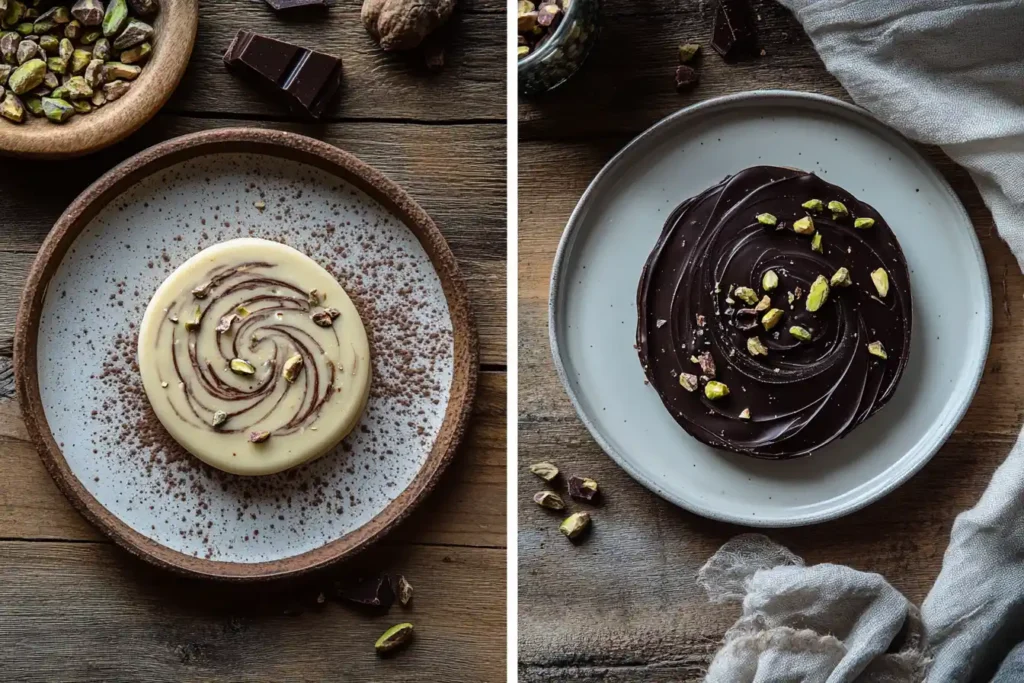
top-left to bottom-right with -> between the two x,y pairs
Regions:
547,89 -> 992,527
14,127 -> 479,580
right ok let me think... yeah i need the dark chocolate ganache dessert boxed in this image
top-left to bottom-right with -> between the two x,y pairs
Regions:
636,166 -> 912,459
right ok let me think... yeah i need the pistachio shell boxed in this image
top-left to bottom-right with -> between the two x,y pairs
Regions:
91,35 -> 108,59
854,217 -> 875,229
733,286 -> 758,305
45,55 -> 64,73
100,77 -> 128,100
747,336 -> 768,356
867,341 -> 888,359
229,358 -> 256,376
71,98 -> 90,113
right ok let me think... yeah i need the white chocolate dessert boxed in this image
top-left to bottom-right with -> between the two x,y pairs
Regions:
137,238 -> 371,476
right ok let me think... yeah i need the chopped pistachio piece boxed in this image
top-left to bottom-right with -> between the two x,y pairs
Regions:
45,56 -> 65,74
828,200 -> 849,217
72,0 -> 105,26
559,511 -> 591,539
867,341 -> 888,359
789,326 -> 812,341
7,56 -> 42,93
375,623 -> 414,655
529,461 -> 559,481
754,294 -> 771,313
830,267 -> 852,287
211,410 -> 227,428
792,216 -> 815,235
733,286 -> 758,305
40,96 -> 72,122
69,48 -> 90,73
119,41 -> 150,64
229,358 -> 256,376
761,308 -> 784,331
755,212 -> 777,226
282,353 -> 304,382
854,217 -> 875,229
739,408 -> 751,420
102,0 -> 127,37
517,45 -> 529,58
871,268 -> 889,297
71,98 -> 90,113
533,490 -> 565,510
183,305 -> 202,331
113,18 -> 152,49
811,232 -> 823,253
678,42 -> 700,63
63,75 -> 91,99
249,430 -> 271,444
704,380 -> 729,400
747,336 -> 768,356
101,78 -> 129,101
679,372 -> 698,392
102,61 -> 140,80
762,269 -> 779,292
801,198 -> 824,211
0,91 -> 23,121
805,275 -> 830,312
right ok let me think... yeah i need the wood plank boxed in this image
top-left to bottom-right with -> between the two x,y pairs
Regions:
0,117 -> 506,364
519,1 -> 842,139
0,372 -> 505,547
0,540 -> 505,682
167,3 -> 502,121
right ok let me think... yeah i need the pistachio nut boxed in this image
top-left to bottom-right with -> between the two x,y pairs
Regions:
40,96 -> 73,122
375,623 -> 414,655
7,56 -> 42,93
517,45 -> 529,57
38,5 -> 71,24
102,0 -> 127,37
92,35 -> 109,60
80,29 -> 100,44
307,289 -> 321,306
83,57 -> 102,86
517,0 -> 534,15
536,3 -> 560,26
678,42 -> 700,63
733,286 -> 758,305
88,88 -> 103,106
789,325 -> 812,341
0,90 -> 22,121
529,461 -> 559,481
14,36 -> 34,63
801,198 -> 824,211
70,47 -> 89,73
830,267 -> 852,287
72,0 -> 103,25
2,1 -> 23,29
71,98 -> 90,113
811,232 -> 823,253
282,353 -> 304,382
805,274 -> 830,313
747,336 -> 768,356
311,307 -> 342,327
38,33 -> 56,53
103,61 -> 139,80
129,0 -> 160,14
559,511 -> 591,539
14,22 -> 30,35
63,74 -> 91,98
395,575 -> 413,606
762,269 -> 779,292
45,55 -> 65,74
0,32 -> 18,64
183,305 -> 202,331
755,212 -> 777,226
867,341 -> 888,359
533,490 -> 565,510
678,372 -> 698,392
211,410 -> 228,428
22,93 -> 40,115
235,305 -> 250,317
101,78 -> 129,100
754,294 -> 771,313
828,200 -> 849,217
249,430 -> 271,443
119,40 -> 149,64
704,380 -> 729,400
871,268 -> 889,297
792,216 -> 815,235
854,217 -> 875,229
0,63 -> 8,85
739,408 -> 751,420
64,18 -> 81,39
49,84 -> 67,99
697,351 -> 716,378
761,308 -> 784,331
229,358 -> 256,376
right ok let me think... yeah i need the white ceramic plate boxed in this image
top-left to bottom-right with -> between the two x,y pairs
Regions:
549,91 -> 991,527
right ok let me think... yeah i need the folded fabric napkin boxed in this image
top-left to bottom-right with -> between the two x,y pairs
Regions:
699,1 -> 1024,681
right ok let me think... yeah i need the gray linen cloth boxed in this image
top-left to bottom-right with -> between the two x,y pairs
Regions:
698,1 -> 1024,681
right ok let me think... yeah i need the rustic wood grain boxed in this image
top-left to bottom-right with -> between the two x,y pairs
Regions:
0,540 -> 505,682
165,1 -> 503,122
517,0 -> 1024,678
0,0 -> 198,158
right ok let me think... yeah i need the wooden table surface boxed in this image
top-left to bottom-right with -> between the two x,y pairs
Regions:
0,2 -> 506,681
518,1 -> 1020,680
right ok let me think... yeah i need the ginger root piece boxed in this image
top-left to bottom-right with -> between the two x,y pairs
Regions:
361,0 -> 455,51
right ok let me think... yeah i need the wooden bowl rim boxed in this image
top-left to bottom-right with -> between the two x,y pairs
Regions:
14,127 -> 479,581
0,0 -> 198,159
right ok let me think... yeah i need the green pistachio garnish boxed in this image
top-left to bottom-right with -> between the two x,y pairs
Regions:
762,270 -> 779,292
867,341 -> 888,359
747,336 -> 768,356
679,372 -> 699,392
229,358 -> 256,376
282,353 -> 304,382
801,198 -> 824,211
733,286 -> 758,305
704,381 -> 730,400
792,216 -> 815,235
828,200 -> 849,217
678,42 -> 700,63
183,305 -> 202,331
754,295 -> 772,313
871,268 -> 889,297
756,213 -> 778,226
854,217 -> 875,229
375,623 -> 415,655
211,410 -> 227,428
761,308 -> 784,331
529,461 -> 559,481
560,511 -> 591,539
789,326 -> 812,341
830,267 -> 852,287
739,408 -> 751,420
249,430 -> 272,443
811,232 -> 823,253
806,275 -> 830,312
236,305 -> 250,317
533,490 -> 565,510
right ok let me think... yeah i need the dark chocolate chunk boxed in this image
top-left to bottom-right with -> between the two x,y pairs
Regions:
223,29 -> 342,118
710,0 -> 756,60
262,0 -> 328,9
334,574 -> 395,609
674,64 -> 699,92
567,475 -> 599,502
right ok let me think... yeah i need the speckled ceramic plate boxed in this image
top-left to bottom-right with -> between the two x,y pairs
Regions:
15,129 -> 477,579
549,91 -> 991,527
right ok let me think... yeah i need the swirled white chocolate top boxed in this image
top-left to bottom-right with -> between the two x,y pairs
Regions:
138,238 -> 371,476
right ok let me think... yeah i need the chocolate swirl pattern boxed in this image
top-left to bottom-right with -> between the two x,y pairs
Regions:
637,166 -> 912,459
138,238 -> 371,476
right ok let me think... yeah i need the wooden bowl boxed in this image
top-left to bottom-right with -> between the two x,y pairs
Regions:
15,128 -> 479,580
0,0 -> 198,159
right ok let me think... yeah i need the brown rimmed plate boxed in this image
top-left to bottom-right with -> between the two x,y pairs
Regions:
15,128 -> 477,579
